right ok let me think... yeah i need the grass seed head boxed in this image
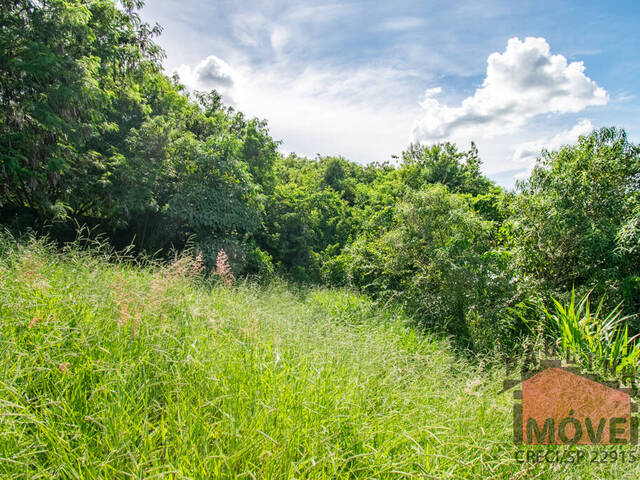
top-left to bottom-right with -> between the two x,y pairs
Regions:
214,250 -> 234,287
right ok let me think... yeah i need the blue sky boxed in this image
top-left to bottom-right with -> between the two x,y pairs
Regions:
141,0 -> 639,187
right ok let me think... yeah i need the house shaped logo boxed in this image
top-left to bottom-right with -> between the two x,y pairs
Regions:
504,360 -> 638,445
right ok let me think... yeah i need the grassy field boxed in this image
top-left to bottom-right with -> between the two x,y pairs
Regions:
1,237 -> 637,479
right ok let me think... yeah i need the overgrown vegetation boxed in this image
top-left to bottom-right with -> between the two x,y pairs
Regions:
1,1 -> 639,369
3,236 -> 640,479
2,1 -> 640,478
539,290 -> 640,378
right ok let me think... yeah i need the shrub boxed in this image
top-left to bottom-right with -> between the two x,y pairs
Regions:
539,289 -> 640,378
345,184 -> 517,351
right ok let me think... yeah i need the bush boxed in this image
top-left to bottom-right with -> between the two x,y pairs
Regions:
345,184 -> 517,351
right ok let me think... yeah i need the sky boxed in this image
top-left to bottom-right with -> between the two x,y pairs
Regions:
141,0 -> 640,187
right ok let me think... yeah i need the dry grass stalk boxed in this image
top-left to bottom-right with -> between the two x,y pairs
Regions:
214,250 -> 234,287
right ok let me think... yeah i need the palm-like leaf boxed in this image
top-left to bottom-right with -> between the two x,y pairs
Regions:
541,289 -> 636,376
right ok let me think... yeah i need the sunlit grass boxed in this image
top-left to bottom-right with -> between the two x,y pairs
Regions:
1,235 -> 639,478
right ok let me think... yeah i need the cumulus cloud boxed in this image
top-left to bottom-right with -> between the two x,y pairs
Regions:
176,56 -> 237,103
177,55 -> 235,88
171,37 -> 609,187
413,37 -> 608,142
512,119 -> 595,177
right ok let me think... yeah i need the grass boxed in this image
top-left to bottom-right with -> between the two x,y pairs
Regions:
1,236 -> 639,479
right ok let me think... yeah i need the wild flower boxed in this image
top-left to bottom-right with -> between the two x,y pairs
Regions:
166,252 -> 205,279
167,256 -> 190,278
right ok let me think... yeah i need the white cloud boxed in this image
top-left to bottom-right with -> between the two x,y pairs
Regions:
231,12 -> 267,48
177,55 -> 235,89
176,55 -> 237,102
270,26 -> 290,55
422,87 -> 442,98
413,37 -> 608,142
230,66 -> 419,162
228,4 -> 348,57
174,56 -> 420,163
285,4 -> 349,23
512,119 -> 595,178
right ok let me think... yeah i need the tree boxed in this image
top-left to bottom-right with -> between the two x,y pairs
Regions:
0,0 -> 163,220
512,127 -> 640,314
399,141 -> 493,195
345,184 -> 514,349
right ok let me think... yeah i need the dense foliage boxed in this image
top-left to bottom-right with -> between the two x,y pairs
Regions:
1,0 -> 277,272
512,128 -> 640,317
2,0 -> 639,355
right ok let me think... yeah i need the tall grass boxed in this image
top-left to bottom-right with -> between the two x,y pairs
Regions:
1,235 -> 639,478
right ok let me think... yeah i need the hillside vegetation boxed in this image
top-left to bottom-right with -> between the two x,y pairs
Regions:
2,1 -> 639,361
2,2 -> 640,476
1,237 -> 639,479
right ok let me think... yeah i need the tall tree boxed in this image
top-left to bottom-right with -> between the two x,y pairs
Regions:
0,0 -> 163,219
